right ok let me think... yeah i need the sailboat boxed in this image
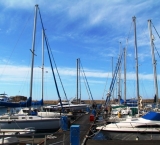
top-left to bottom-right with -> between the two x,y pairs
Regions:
97,17 -> 160,140
54,58 -> 90,112
40,58 -> 90,115
0,5 -> 61,132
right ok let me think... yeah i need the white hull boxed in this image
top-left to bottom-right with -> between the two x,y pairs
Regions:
0,115 -> 61,132
96,112 -> 160,140
38,112 -> 73,118
54,104 -> 89,111
97,124 -> 160,132
100,131 -> 160,140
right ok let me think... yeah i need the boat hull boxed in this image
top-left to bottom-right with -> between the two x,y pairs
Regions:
0,118 -> 60,132
101,130 -> 160,140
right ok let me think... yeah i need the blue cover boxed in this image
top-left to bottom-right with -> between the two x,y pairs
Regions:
32,99 -> 43,106
142,111 -> 160,121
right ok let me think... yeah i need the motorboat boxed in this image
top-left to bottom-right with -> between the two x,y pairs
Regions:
96,111 -> 160,140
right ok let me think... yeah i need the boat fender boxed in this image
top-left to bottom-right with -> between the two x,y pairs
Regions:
136,136 -> 139,140
118,112 -> 121,118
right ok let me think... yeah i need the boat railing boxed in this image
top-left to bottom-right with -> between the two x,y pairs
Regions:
130,122 -> 134,128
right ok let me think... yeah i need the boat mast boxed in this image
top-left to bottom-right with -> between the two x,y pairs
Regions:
29,5 -> 38,112
41,29 -> 44,107
133,16 -> 140,114
112,57 -> 115,100
124,47 -> 126,102
148,20 -> 159,105
76,58 -> 79,103
79,58 -> 81,104
118,42 -> 122,104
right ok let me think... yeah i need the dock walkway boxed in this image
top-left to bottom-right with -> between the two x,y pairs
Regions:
19,112 -> 93,145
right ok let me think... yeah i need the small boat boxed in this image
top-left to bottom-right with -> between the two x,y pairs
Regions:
0,93 -> 12,108
0,127 -> 35,145
53,101 -> 90,112
96,111 -> 160,140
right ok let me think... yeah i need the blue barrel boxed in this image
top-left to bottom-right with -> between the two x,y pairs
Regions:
70,125 -> 80,145
92,109 -> 96,116
86,106 -> 90,113
61,116 -> 68,131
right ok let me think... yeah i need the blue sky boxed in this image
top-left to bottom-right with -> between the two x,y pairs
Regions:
0,0 -> 160,101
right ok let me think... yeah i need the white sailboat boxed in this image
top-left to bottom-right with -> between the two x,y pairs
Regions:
0,5 -> 61,132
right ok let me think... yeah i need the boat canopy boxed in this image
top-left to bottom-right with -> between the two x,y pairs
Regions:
142,111 -> 160,121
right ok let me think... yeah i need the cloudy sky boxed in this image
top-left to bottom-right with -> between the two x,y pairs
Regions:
0,0 -> 160,101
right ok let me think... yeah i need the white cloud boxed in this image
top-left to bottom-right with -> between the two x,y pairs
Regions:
0,64 -> 156,82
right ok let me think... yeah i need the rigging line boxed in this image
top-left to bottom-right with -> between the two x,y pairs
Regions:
44,31 -> 64,112
80,64 -> 92,101
0,10 -> 33,80
125,20 -> 133,47
102,72 -> 109,100
37,6 -> 64,110
46,36 -> 70,104
80,69 -> 91,102
80,61 -> 94,102
151,21 -> 160,40
154,44 -> 160,59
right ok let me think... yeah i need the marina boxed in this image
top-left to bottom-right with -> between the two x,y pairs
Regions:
0,105 -> 159,145
0,1 -> 160,145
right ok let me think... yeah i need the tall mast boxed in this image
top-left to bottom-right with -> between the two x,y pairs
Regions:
118,42 -> 122,104
148,20 -> 159,105
133,16 -> 140,114
76,58 -> 79,103
112,57 -> 114,100
124,48 -> 126,102
41,29 -> 44,106
79,58 -> 81,104
29,5 -> 38,111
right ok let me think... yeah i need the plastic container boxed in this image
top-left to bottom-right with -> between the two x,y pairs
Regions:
90,114 -> 94,122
